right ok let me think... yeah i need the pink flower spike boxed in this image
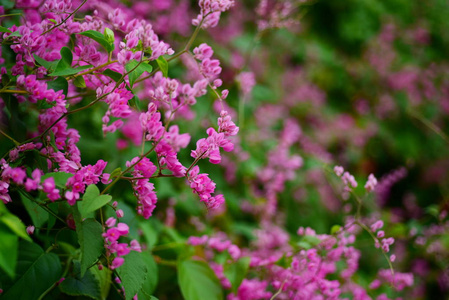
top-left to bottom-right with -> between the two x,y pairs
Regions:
390,254 -> 396,262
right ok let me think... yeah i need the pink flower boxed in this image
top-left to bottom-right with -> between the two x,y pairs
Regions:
111,257 -> 125,269
26,225 -> 35,235
116,209 -> 124,218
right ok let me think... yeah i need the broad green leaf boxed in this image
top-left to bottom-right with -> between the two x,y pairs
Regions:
140,62 -> 153,74
91,265 -> 112,300
178,259 -> 223,300
0,0 -> 14,9
0,213 -> 32,242
33,54 -> 58,71
0,222 -> 18,278
47,76 -> 69,95
78,185 -> 112,219
21,193 -> 49,227
73,75 -> 86,88
138,253 -> 158,298
156,56 -> 168,77
41,171 -> 73,188
102,69 -> 122,82
2,241 -> 62,299
53,47 -> 73,73
117,251 -> 148,300
125,60 -> 143,88
78,30 -> 114,53
74,212 -> 104,277
59,260 -> 101,300
0,26 -> 12,33
224,257 -> 251,293
139,220 -> 161,250
49,65 -> 92,77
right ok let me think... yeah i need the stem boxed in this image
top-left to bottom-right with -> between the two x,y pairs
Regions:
151,242 -> 185,252
41,0 -> 87,35
73,60 -> 118,78
355,220 -> 395,275
407,108 -> 449,144
0,128 -> 20,146
153,255 -> 177,267
0,89 -> 28,94
270,280 -> 287,300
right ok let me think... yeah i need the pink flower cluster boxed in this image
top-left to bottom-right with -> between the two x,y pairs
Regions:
187,166 -> 224,209
334,165 -> 358,200
191,110 -> 238,165
192,0 -> 235,29
99,83 -> 134,135
187,222 -> 408,300
65,160 -> 109,205
103,217 -> 141,269
126,157 -> 158,219
371,220 -> 396,254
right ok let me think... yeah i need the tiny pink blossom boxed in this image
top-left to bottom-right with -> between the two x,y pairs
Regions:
116,209 -> 124,218
111,257 -> 125,269
105,217 -> 116,228
26,225 -> 35,235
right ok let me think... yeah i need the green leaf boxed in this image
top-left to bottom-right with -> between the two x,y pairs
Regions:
78,30 -> 114,53
125,60 -> 143,88
156,56 -> 168,77
74,213 -> 104,277
0,213 -> 32,242
139,220 -> 161,250
0,0 -> 14,9
41,171 -> 73,188
33,54 -> 58,72
8,31 -> 22,37
0,26 -> 12,33
0,222 -> 18,278
49,65 -> 92,77
53,47 -> 73,73
73,75 -> 86,88
2,241 -> 62,299
330,225 -> 341,235
104,27 -> 115,44
21,194 -> 49,227
224,257 -> 250,293
102,68 -> 122,82
59,260 -> 102,300
90,265 -> 112,300
117,251 -> 148,300
138,253 -> 158,297
47,77 -> 69,95
109,167 -> 122,179
140,62 -> 153,74
78,185 -> 112,219
178,259 -> 223,300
